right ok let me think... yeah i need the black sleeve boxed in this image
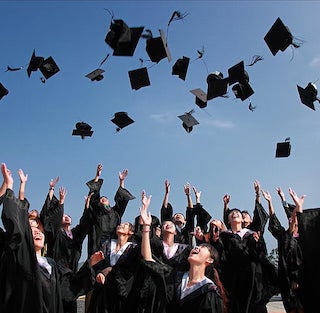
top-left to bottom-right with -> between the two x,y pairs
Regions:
250,201 -> 269,234
113,186 -> 135,219
268,213 -> 285,241
160,202 -> 173,223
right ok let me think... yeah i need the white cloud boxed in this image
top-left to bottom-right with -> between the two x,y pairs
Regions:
310,57 -> 320,67
205,119 -> 235,128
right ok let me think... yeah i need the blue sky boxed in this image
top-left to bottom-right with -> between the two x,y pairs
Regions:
1,1 -> 320,259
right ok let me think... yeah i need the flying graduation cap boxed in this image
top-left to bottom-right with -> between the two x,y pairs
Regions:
297,82 -> 320,111
72,122 -> 94,139
206,71 -> 229,100
105,19 -> 144,56
172,56 -> 190,80
275,137 -> 291,158
85,68 -> 105,82
264,17 -> 301,56
27,50 -> 60,80
145,29 -> 172,63
227,61 -> 254,101
190,88 -> 207,109
128,67 -> 150,90
0,83 -> 9,100
178,109 -> 199,133
111,112 -> 134,132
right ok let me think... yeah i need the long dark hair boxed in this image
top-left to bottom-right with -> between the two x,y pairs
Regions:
200,243 -> 228,313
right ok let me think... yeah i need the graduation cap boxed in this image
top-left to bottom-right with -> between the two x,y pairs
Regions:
39,56 -> 60,79
190,88 -> 207,109
128,67 -> 150,90
146,29 -> 172,63
85,68 -> 105,81
264,17 -> 297,56
27,50 -> 45,77
297,82 -> 319,111
232,82 -> 254,101
275,138 -> 291,158
228,61 -> 249,85
172,56 -> 190,80
206,71 -> 229,100
111,112 -> 134,132
27,50 -> 59,79
105,19 -> 144,56
0,83 -> 9,100
178,110 -> 199,133
72,122 -> 93,139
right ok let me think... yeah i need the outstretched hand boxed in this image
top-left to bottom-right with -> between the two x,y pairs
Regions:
18,169 -> 28,184
119,169 -> 128,181
140,191 -> 152,225
289,188 -> 305,212
49,176 -> 59,188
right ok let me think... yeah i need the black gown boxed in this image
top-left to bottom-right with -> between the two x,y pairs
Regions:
219,229 -> 275,313
129,259 -> 223,313
87,240 -> 139,313
0,188 -> 96,313
40,193 -> 90,272
296,208 -> 320,313
268,213 -> 303,312
85,178 -> 135,256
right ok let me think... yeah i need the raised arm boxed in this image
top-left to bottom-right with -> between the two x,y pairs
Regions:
254,180 -> 261,204
288,188 -> 305,213
261,190 -> 274,216
48,176 -> 60,201
18,169 -> 28,201
222,194 -> 231,226
184,183 -> 193,209
119,169 -> 128,189
140,191 -> 154,262
160,179 -> 173,222
94,163 -> 103,183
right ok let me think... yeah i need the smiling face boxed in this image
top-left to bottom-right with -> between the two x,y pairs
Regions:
172,213 -> 186,227
241,211 -> 252,227
162,220 -> 176,234
62,214 -> 72,225
228,209 -> 243,224
116,222 -> 134,236
99,196 -> 110,206
31,226 -> 45,252
188,245 -> 214,266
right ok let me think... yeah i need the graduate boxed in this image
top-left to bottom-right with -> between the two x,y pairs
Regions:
87,220 -> 139,313
0,163 -> 103,313
137,190 -> 227,313
263,189 -> 304,313
85,164 -> 135,257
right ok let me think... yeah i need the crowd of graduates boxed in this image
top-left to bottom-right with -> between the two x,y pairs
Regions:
1,162 -> 320,313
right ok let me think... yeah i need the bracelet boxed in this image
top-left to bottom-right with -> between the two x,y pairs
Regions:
49,187 -> 54,190
142,224 -> 151,226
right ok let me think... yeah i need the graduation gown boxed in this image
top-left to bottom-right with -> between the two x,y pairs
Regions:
85,179 -> 135,256
0,188 -> 96,313
296,208 -> 320,313
40,193 -> 90,272
129,259 -> 222,313
87,240 -> 139,313
219,229 -> 275,313
268,213 -> 303,312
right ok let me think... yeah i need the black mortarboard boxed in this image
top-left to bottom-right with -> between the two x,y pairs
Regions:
27,50 -> 44,77
111,112 -> 134,131
72,122 -> 93,139
178,110 -> 199,133
228,61 -> 249,85
264,17 -> 294,56
128,67 -> 150,90
172,56 -> 190,80
39,56 -> 60,79
297,82 -> 319,111
232,82 -> 254,101
0,83 -> 9,100
85,69 -> 105,81
206,72 -> 229,100
146,29 -> 172,63
105,19 -> 144,56
190,88 -> 207,108
275,138 -> 291,158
